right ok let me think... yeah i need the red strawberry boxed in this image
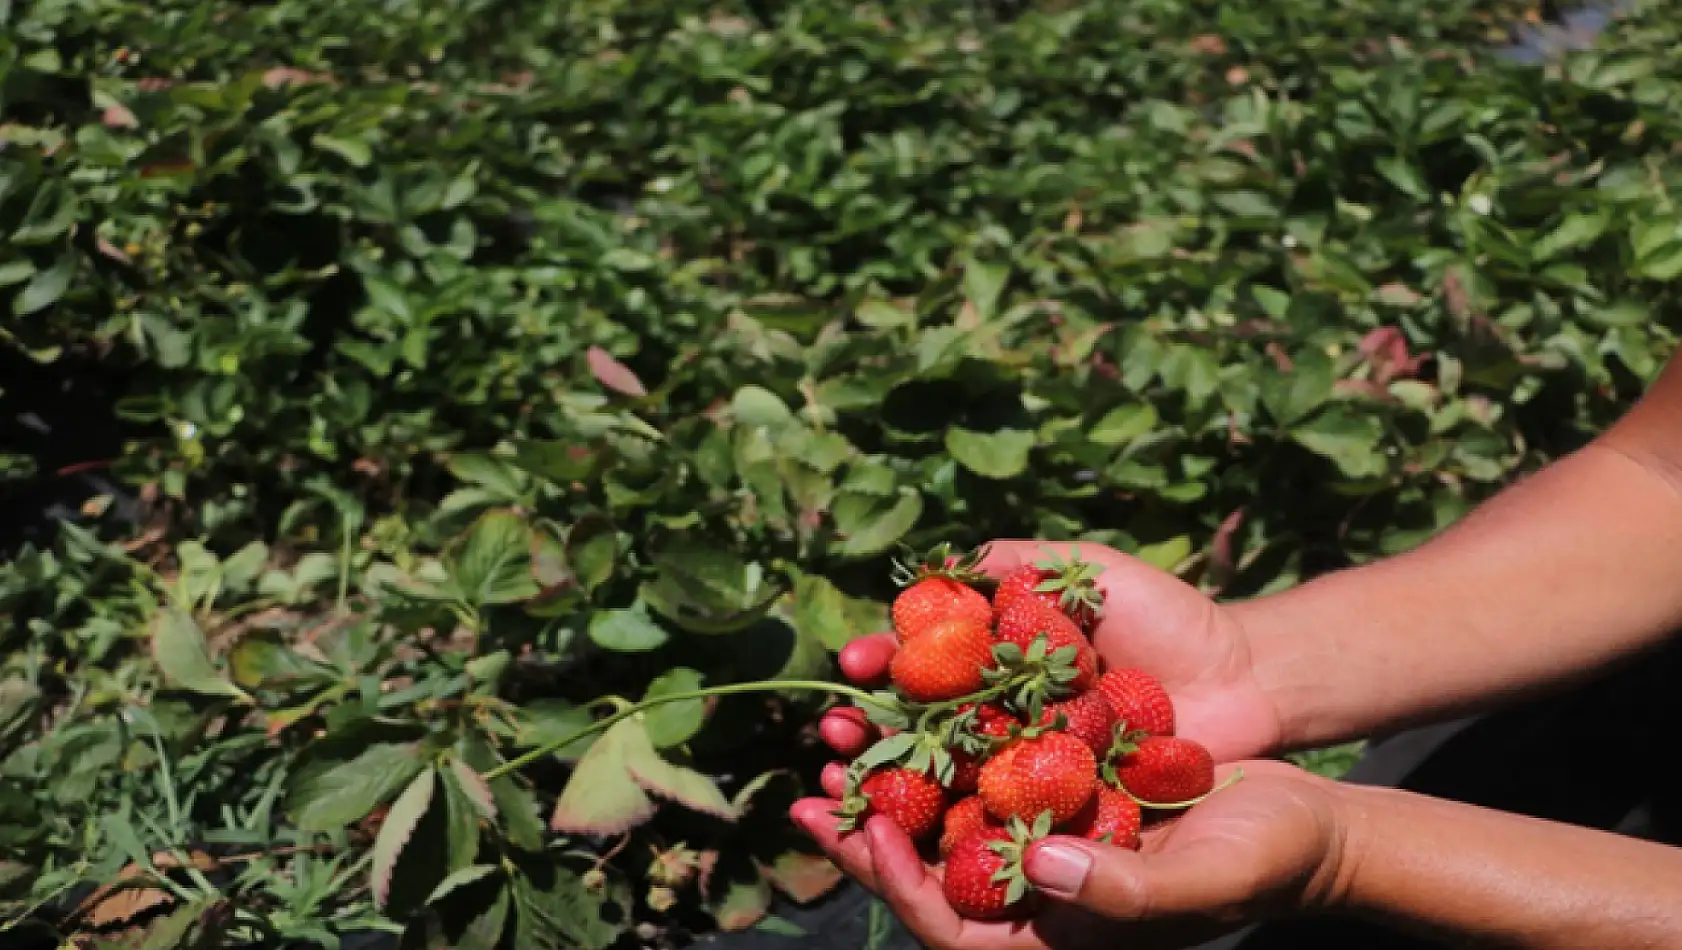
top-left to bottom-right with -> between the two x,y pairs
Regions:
1095,668 -> 1176,737
978,731 -> 1096,826
893,577 -> 992,643
993,599 -> 1098,692
993,550 -> 1105,631
950,703 -> 1020,793
941,819 -> 1044,921
1110,735 -> 1215,806
939,795 -> 1001,857
890,615 -> 996,702
835,767 -> 946,840
890,543 -> 992,642
1061,784 -> 1142,849
1034,690 -> 1118,758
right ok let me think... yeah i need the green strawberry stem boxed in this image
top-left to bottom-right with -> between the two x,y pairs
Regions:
910,681 -> 1012,734
484,680 -> 891,781
1119,767 -> 1246,810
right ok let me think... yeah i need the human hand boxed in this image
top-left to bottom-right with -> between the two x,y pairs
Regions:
791,760 -> 1350,950
821,539 -> 1281,764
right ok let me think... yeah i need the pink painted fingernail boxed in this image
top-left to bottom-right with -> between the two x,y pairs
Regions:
1025,840 -> 1093,897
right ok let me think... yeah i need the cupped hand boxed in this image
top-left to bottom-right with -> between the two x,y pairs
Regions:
827,539 -> 1282,763
791,760 -> 1351,950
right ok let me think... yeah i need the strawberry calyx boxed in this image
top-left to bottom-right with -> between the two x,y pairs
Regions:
1031,545 -> 1106,622
985,811 -> 1054,907
1097,724 -> 1150,786
985,634 -> 1083,720
890,541 -> 990,588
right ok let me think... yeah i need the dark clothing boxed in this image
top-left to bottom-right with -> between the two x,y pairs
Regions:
709,640 -> 1682,950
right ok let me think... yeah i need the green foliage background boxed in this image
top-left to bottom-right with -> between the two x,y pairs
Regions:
3,0 -> 1681,946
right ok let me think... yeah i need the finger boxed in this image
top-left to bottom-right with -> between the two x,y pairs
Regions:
1023,835 -> 1254,921
821,761 -> 849,798
790,797 -> 881,892
866,816 -> 970,947
974,539 -> 1134,580
819,706 -> 878,758
838,633 -> 897,686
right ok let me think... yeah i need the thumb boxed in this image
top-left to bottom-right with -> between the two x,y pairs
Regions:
1023,836 -> 1252,921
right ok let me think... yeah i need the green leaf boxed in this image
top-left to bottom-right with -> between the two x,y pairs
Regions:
426,864 -> 500,906
566,516 -> 619,593
150,608 -> 252,702
313,132 -> 372,167
641,667 -> 706,748
14,254 -> 73,314
511,865 -> 627,950
962,258 -> 1010,321
288,742 -> 428,831
792,573 -> 860,650
1134,536 -> 1193,572
834,488 -> 923,557
1532,212 -> 1607,261
732,385 -> 795,430
1088,404 -> 1158,446
373,768 -> 436,909
1374,156 -> 1430,202
0,679 -> 40,745
588,604 -> 669,652
451,510 -> 540,606
1289,406 -> 1388,478
945,427 -> 1034,479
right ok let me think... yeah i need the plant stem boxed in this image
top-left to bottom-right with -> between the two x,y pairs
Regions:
483,680 -> 888,781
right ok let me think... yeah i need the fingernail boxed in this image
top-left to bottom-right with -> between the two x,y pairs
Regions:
1025,840 -> 1093,898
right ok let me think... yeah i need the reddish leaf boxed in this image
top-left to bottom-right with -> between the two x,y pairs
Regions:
586,346 -> 648,398
759,852 -> 842,903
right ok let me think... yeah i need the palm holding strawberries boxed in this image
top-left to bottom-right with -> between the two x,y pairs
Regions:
793,539 -> 1340,948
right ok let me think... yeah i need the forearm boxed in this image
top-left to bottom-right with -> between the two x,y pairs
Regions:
1235,360 -> 1682,751
1327,784 -> 1682,949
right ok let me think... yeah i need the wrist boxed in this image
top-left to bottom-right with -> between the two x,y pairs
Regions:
1222,591 -> 1327,755
1302,776 -> 1376,915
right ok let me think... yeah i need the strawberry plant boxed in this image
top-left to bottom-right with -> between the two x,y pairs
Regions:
3,0 -> 1682,945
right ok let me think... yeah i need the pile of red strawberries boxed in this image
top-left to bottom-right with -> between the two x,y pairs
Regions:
829,544 -> 1233,920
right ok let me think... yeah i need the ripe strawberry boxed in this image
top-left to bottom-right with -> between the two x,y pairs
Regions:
950,703 -> 1020,793
890,543 -> 992,642
941,817 -> 1046,921
939,795 -> 1001,857
993,599 -> 1098,692
1034,690 -> 1118,758
978,731 -> 1096,826
893,577 -> 992,643
835,767 -> 946,840
1094,668 -> 1176,737
993,550 -> 1104,631
1061,784 -> 1142,849
1110,735 -> 1215,806
890,615 -> 996,702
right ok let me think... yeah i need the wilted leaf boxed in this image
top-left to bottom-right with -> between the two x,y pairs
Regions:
618,717 -> 737,819
760,851 -> 842,903
549,719 -> 656,835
